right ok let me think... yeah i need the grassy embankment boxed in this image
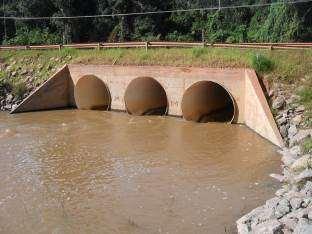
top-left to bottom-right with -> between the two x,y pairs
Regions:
0,47 -> 311,146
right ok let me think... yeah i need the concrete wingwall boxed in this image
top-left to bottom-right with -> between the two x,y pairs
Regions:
11,65 -> 74,114
244,69 -> 284,147
11,64 -> 284,147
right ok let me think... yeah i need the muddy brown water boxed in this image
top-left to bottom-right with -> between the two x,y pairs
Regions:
0,110 -> 281,234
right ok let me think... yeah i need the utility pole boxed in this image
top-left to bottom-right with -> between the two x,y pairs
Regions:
2,0 -> 6,43
201,10 -> 205,43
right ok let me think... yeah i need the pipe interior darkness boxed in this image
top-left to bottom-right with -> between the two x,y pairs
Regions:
124,77 -> 168,116
181,81 -> 235,123
74,75 -> 111,110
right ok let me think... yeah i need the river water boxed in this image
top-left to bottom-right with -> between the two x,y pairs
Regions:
0,110 -> 280,234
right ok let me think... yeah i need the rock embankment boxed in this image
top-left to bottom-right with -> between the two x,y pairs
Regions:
237,84 -> 312,234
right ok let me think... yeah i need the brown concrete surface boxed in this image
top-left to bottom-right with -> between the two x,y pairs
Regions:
11,64 -> 283,147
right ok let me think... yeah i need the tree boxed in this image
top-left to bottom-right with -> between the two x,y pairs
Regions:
0,0 -> 311,44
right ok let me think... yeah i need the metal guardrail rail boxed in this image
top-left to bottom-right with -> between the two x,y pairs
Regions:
0,41 -> 311,51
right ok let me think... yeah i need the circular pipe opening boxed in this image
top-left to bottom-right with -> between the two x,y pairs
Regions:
182,81 -> 235,123
124,77 -> 168,116
74,75 -> 111,110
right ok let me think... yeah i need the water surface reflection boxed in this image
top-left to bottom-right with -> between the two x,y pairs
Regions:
0,110 -> 280,233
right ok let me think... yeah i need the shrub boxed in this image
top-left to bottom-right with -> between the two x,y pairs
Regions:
302,138 -> 312,154
251,54 -> 274,73
0,72 -> 12,95
12,81 -> 27,98
6,27 -> 62,45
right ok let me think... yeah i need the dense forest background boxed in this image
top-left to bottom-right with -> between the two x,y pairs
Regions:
0,0 -> 311,45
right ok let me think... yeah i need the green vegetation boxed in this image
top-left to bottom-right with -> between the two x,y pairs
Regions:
11,81 -> 27,98
247,4 -> 301,42
251,54 -> 274,73
298,86 -> 312,127
5,27 -> 62,46
1,48 -> 311,82
0,1 -> 311,45
302,138 -> 312,153
0,47 -> 310,90
0,49 -> 73,97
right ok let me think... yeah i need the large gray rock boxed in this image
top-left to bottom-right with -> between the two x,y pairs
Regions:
290,129 -> 312,147
294,169 -> 312,183
277,116 -> 287,126
280,215 -> 298,231
266,197 -> 280,211
290,146 -> 302,157
291,155 -> 312,173
290,197 -> 303,210
283,208 -> 308,220
6,94 -> 13,103
288,125 -> 298,138
295,105 -> 305,113
273,96 -> 286,110
279,125 -> 288,138
302,198 -> 312,208
237,206 -> 267,234
281,153 -> 296,167
275,188 -> 288,197
301,181 -> 312,197
291,115 -> 302,126
252,219 -> 283,234
294,219 -> 312,234
275,199 -> 291,218
4,104 -> 11,110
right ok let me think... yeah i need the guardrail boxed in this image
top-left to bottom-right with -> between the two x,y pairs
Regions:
0,41 -> 311,51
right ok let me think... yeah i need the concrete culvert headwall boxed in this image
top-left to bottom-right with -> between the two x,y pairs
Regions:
11,65 -> 284,147
74,75 -> 111,110
182,81 -> 235,123
124,77 -> 168,116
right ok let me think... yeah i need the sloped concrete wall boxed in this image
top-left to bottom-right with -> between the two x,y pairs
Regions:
244,69 -> 284,147
11,65 -> 74,113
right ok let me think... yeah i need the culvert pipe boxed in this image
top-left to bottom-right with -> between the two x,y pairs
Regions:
124,77 -> 168,115
182,81 -> 235,123
74,75 -> 111,110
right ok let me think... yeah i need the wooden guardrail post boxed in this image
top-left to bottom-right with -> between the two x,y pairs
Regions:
145,41 -> 150,52
97,43 -> 101,50
58,44 -> 62,51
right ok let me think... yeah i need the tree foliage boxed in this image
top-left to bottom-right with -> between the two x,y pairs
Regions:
0,0 -> 311,45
